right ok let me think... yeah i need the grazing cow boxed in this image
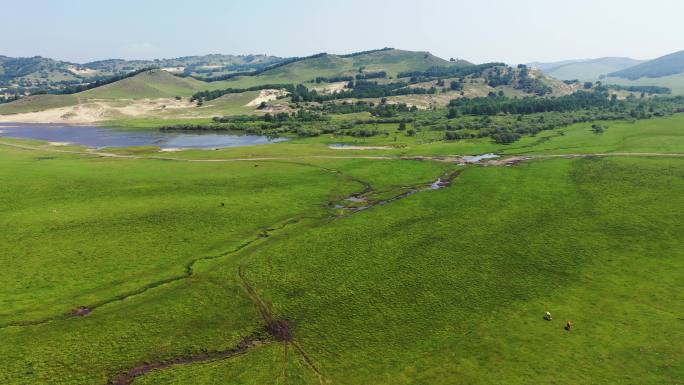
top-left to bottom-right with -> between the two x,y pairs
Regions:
544,312 -> 552,321
565,321 -> 573,331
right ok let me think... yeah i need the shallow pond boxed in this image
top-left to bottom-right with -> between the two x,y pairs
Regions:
0,123 -> 287,149
461,153 -> 499,163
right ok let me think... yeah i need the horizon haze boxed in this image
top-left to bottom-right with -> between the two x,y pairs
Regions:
2,0 -> 684,64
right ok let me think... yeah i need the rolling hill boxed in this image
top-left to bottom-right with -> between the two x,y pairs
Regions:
0,55 -> 82,88
530,57 -> 643,81
608,50 -> 684,79
0,70 -> 209,115
217,49 -> 471,88
0,54 -> 284,94
0,49 -> 573,122
78,70 -> 209,99
598,50 -> 684,95
0,49 -> 474,113
527,59 -> 585,72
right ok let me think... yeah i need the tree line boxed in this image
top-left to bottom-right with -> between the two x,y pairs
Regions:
608,85 -> 671,94
447,90 -> 616,116
398,63 -> 503,81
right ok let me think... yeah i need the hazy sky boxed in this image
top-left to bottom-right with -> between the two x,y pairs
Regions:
3,0 -> 683,64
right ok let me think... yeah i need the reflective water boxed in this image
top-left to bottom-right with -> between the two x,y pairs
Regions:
0,123 -> 287,149
461,153 -> 499,163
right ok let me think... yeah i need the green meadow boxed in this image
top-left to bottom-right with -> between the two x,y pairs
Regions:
0,109 -> 682,384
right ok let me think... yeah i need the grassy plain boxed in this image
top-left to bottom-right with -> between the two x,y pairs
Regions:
137,156 -> 684,385
0,110 -> 682,384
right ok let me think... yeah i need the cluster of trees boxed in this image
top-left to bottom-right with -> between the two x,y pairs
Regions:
608,85 -> 671,94
450,80 -> 464,91
398,63 -> 503,81
485,67 -> 514,87
491,132 -> 521,144
441,94 -> 684,144
290,81 -> 436,102
211,109 -> 326,124
444,131 -> 476,140
315,100 -> 417,117
191,80 -> 438,105
591,124 -> 606,134
166,91 -> 684,144
447,90 -> 616,116
314,76 -> 354,83
515,65 -> 552,95
355,71 -> 387,80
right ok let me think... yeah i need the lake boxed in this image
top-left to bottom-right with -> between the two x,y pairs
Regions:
0,123 -> 287,149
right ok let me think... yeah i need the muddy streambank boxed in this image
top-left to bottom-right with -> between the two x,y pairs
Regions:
108,334 -> 268,385
333,169 -> 462,213
106,269 -> 299,384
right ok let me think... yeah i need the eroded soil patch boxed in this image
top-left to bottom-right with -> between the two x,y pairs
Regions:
108,335 -> 266,385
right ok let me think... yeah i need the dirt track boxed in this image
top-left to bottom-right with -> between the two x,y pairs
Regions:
2,140 -> 683,165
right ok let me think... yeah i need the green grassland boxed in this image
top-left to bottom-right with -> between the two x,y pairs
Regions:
78,71 -> 210,99
0,148 -> 354,325
148,156 -> 682,385
99,113 -> 684,161
1,51 -> 683,384
501,116 -> 684,155
604,72 -> 684,95
0,110 -> 682,384
216,49 -> 463,89
0,143 -> 453,384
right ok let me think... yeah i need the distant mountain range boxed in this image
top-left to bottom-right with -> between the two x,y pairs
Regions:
5,47 -> 684,99
607,50 -> 684,79
0,54 -> 285,93
0,48 -> 572,121
528,57 -> 644,81
530,50 -> 684,82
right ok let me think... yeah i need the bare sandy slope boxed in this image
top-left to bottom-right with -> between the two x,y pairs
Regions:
310,82 -> 348,94
0,98 -> 194,124
246,89 -> 289,107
